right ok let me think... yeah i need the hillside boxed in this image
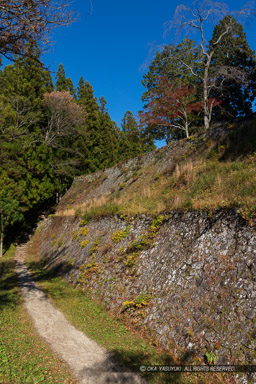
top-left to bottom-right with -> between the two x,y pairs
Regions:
56,116 -> 256,221
31,118 -> 256,384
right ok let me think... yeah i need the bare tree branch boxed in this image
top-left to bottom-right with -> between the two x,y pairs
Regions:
43,91 -> 87,147
164,0 -> 255,130
0,0 -> 77,60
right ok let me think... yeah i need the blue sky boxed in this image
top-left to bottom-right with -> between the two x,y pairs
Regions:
42,0 -> 256,128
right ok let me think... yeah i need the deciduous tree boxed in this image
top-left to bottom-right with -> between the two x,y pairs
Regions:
43,90 -> 87,147
141,38 -> 202,105
0,0 -> 75,60
43,90 -> 88,184
165,0 -> 255,129
140,79 -> 206,142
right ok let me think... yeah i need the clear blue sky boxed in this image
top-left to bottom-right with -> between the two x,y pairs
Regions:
42,0 -> 256,128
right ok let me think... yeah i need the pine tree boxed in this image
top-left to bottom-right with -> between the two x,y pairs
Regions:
66,77 -> 76,96
208,15 -> 256,119
55,63 -> 75,95
1,45 -> 53,115
0,173 -> 24,257
0,49 -> 58,246
55,63 -> 67,91
76,79 -> 124,171
141,38 -> 202,105
77,76 -> 86,101
76,79 -> 101,172
98,97 -> 120,167
120,111 -> 145,159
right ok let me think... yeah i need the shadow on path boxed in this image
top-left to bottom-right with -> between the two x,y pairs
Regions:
15,245 -> 148,384
0,259 -> 20,311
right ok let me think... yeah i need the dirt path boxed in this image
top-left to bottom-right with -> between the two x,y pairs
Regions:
15,245 -> 146,384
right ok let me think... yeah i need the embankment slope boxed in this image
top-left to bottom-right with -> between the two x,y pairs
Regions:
34,121 -> 256,370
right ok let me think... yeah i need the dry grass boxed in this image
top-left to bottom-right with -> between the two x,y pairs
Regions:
55,154 -> 256,221
54,155 -> 256,223
55,196 -> 109,217
54,120 -> 256,222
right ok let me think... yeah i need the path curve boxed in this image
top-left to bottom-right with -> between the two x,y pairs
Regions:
15,245 -> 146,384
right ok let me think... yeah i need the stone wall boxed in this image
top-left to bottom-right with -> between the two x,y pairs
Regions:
37,209 -> 256,371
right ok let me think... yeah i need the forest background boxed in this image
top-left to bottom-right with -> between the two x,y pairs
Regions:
0,0 -> 256,256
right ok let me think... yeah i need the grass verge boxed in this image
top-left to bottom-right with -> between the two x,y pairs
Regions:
0,245 -> 78,384
24,243 -> 238,384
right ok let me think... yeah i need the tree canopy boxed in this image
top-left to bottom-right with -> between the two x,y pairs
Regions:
0,57 -> 147,254
0,0 -> 74,60
141,6 -> 256,135
1,0 -> 255,255
208,15 -> 256,119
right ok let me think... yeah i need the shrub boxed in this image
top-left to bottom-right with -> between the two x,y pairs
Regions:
124,253 -> 138,267
123,293 -> 152,310
72,230 -> 79,241
111,226 -> 131,243
80,240 -> 89,249
79,227 -> 89,237
79,262 -> 99,281
90,238 -> 100,255
79,219 -> 88,226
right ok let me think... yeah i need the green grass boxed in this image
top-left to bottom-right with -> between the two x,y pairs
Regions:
0,245 -> 78,384
81,203 -> 121,221
24,246 -> 237,384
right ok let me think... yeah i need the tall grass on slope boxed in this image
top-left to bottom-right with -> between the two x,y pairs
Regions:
54,120 -> 256,222
72,156 -> 256,221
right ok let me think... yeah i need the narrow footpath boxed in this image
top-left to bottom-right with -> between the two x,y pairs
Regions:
15,244 -> 146,384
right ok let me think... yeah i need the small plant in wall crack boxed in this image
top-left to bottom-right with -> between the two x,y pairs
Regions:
50,240 -> 56,247
80,239 -> 89,249
90,238 -> 100,255
237,206 -> 256,226
111,226 -> 131,243
79,218 -> 88,226
57,239 -> 63,248
123,292 -> 152,311
136,292 -> 152,307
124,252 -> 139,267
79,260 -> 100,282
116,215 -> 165,271
150,215 -> 164,231
79,226 -> 90,237
71,230 -> 79,241
205,350 -> 218,365
122,215 -> 164,255
72,226 -> 90,241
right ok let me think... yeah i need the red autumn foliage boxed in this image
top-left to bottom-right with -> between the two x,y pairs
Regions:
139,77 -> 221,140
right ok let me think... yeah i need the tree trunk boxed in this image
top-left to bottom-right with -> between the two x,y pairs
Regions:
185,123 -> 189,138
184,110 -> 189,138
0,215 -> 3,258
203,53 -> 214,131
203,73 -> 210,130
